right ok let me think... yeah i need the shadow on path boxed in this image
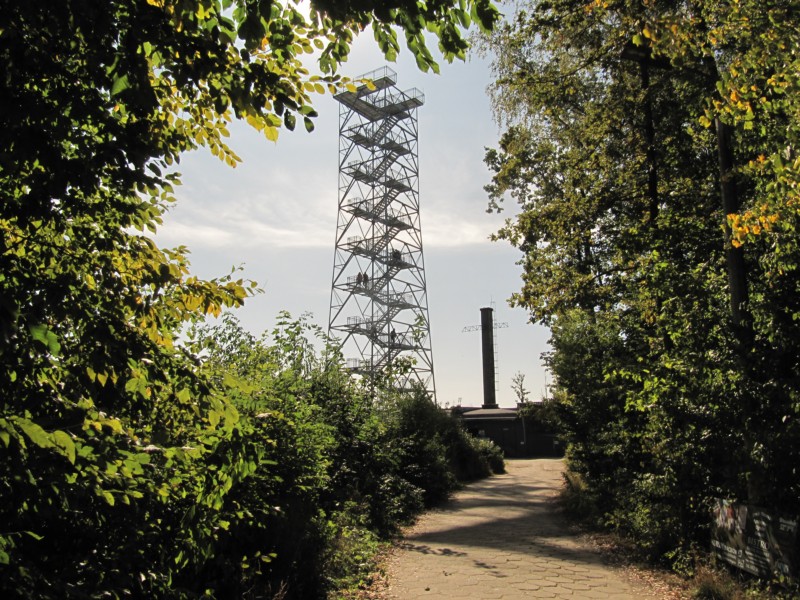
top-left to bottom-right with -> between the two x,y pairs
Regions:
382,458 -> 661,600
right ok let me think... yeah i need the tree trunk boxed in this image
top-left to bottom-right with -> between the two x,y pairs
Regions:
715,117 -> 752,350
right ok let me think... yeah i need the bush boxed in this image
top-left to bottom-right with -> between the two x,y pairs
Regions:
473,437 -> 506,475
387,387 -> 505,490
560,468 -> 603,525
320,505 -> 384,594
0,308 -> 507,599
185,314 -> 504,598
692,566 -> 740,600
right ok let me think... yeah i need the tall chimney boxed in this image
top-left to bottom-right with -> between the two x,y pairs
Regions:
480,307 -> 498,409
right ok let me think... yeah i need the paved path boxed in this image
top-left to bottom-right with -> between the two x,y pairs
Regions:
382,458 -> 660,599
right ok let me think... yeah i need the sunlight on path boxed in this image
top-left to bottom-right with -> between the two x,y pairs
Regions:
382,459 -> 660,599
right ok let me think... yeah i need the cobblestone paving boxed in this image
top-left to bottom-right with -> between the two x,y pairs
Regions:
383,459 -> 660,599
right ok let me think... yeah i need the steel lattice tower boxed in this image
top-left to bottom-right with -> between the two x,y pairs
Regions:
328,67 -> 436,398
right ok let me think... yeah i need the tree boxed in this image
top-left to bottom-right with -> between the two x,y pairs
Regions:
480,0 -> 800,565
511,371 -> 530,404
0,1 -> 500,595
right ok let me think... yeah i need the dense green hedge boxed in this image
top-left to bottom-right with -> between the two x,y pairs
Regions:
191,313 -> 506,597
0,311 -> 503,599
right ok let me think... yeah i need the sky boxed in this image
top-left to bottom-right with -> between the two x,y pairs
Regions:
155,25 -> 552,408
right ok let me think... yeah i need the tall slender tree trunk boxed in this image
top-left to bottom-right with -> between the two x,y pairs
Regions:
642,62 -> 659,224
716,117 -> 761,503
638,59 -> 674,351
715,117 -> 752,350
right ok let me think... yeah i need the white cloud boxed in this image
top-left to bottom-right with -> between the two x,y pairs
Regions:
421,212 -> 492,247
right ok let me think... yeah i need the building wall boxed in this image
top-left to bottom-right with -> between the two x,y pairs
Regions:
464,418 -> 564,458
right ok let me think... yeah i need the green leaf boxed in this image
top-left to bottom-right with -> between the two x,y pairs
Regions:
111,74 -> 131,96
29,324 -> 61,356
52,430 -> 76,464
16,417 -> 53,449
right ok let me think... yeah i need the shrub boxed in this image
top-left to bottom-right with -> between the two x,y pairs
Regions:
473,436 -> 506,475
386,387 -> 505,493
560,468 -> 603,525
187,315 -> 504,598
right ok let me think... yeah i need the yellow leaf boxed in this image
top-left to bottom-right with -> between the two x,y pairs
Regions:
184,294 -> 201,311
264,126 -> 279,142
